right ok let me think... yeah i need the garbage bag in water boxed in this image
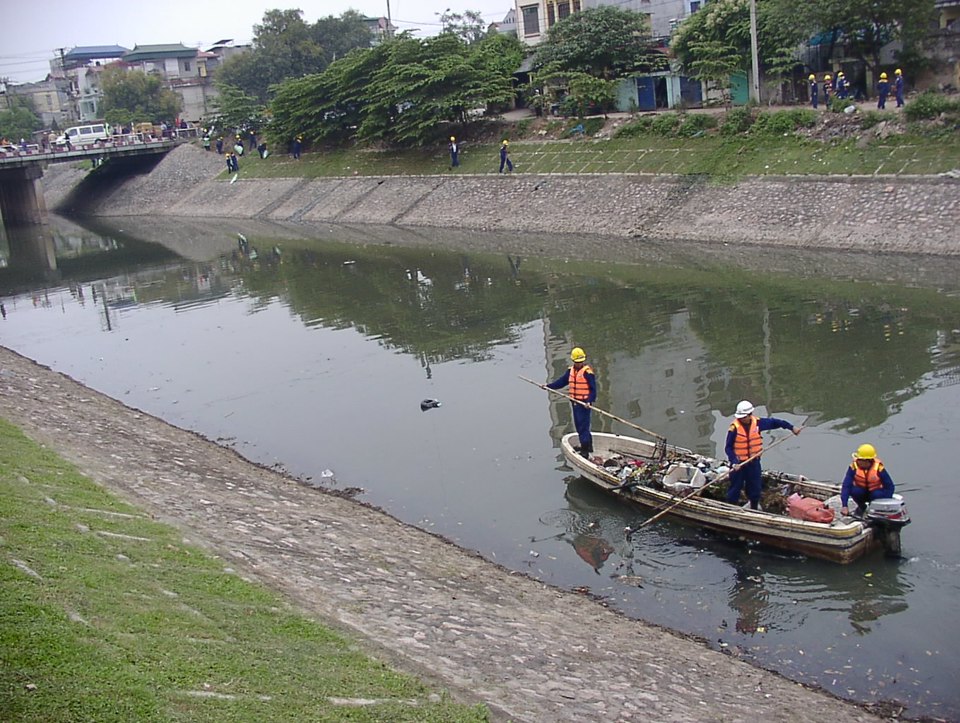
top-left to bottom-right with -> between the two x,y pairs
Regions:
420,398 -> 442,411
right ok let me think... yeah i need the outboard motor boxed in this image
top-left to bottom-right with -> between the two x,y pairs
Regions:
865,494 -> 910,556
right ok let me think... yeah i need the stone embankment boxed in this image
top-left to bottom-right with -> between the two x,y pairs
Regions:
0,346 -> 889,722
45,144 -> 960,256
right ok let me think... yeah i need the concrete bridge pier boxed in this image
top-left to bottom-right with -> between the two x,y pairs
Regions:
0,220 -> 59,284
0,164 -> 48,227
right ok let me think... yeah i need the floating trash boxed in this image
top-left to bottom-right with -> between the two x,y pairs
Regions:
420,399 -> 442,411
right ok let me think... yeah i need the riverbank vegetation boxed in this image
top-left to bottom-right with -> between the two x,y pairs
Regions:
229,104 -> 960,181
0,419 -> 488,722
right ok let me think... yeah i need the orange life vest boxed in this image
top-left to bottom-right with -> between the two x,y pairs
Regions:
729,416 -> 763,460
850,458 -> 885,492
568,364 -> 593,401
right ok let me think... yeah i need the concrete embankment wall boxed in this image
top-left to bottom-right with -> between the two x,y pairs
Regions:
45,146 -> 960,256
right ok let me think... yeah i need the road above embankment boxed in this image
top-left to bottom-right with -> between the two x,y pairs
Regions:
46,144 -> 960,257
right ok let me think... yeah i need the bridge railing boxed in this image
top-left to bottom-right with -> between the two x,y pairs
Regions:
0,134 -> 181,163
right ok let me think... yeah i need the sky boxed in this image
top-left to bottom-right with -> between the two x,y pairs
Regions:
2,0 -> 514,84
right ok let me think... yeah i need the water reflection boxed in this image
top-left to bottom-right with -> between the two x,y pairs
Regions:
1,218 -> 959,719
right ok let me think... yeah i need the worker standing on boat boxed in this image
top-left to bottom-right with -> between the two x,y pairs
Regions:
725,401 -> 801,510
545,347 -> 596,458
840,444 -> 896,516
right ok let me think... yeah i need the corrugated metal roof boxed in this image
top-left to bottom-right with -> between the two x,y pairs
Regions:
123,44 -> 198,62
64,45 -> 129,62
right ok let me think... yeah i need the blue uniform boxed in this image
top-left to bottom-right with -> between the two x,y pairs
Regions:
877,79 -> 889,109
724,415 -> 796,508
895,75 -> 904,107
499,144 -> 513,173
547,365 -> 597,454
810,80 -> 819,109
841,464 -> 895,510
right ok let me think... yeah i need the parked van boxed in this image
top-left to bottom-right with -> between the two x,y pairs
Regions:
55,123 -> 112,147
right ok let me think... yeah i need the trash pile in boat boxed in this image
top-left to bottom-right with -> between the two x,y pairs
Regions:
597,452 -> 800,516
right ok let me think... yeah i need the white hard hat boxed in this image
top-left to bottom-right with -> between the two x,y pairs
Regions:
735,400 -> 755,418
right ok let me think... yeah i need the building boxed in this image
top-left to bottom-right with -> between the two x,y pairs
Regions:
515,0 -> 698,47
490,8 -> 518,36
121,44 -> 218,123
364,16 -> 397,45
3,78 -> 73,128
514,0 -> 708,111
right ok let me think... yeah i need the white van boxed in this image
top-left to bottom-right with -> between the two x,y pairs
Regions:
55,123 -> 112,147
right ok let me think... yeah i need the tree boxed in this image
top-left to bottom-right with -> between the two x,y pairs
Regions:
210,83 -> 267,133
100,67 -> 181,127
532,6 -> 664,80
796,0 -> 936,81
673,0 -> 937,96
217,9 -> 372,103
437,9 -> 488,45
534,71 -> 616,117
270,30 -> 521,148
686,41 -> 742,107
313,10 -> 373,63
0,98 -> 41,141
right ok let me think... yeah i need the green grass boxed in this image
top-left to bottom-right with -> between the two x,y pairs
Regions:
231,130 -> 960,182
0,418 -> 488,722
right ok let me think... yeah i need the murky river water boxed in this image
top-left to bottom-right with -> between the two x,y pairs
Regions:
2,218 -> 959,719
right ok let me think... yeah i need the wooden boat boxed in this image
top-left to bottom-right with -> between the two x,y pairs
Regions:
561,432 -> 910,564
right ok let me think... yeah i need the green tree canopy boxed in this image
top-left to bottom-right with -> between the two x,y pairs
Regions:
0,102 -> 42,141
672,0 -> 937,86
209,83 -> 267,133
270,31 -> 523,148
437,9 -> 488,45
216,8 -> 372,103
100,67 -> 181,127
532,6 -> 664,80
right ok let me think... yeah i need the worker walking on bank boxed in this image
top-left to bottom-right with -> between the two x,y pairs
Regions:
895,68 -> 905,107
499,139 -> 513,173
841,444 -> 896,517
809,74 -> 819,109
836,71 -> 848,100
449,136 -> 459,167
544,347 -> 596,458
877,72 -> 890,109
725,401 -> 801,510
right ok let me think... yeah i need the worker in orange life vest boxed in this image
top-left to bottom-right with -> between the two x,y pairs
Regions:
724,400 -> 801,510
545,347 -> 597,458
841,443 -> 896,516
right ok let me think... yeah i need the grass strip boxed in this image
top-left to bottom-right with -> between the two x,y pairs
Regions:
0,417 -> 488,722
231,131 -> 960,182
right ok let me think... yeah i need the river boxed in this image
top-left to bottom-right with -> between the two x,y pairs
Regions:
2,216 -> 959,720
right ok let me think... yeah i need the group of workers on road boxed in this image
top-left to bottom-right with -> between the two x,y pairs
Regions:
542,347 -> 896,516
809,68 -> 905,110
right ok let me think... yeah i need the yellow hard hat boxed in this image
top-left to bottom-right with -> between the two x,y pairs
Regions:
838,71 -> 844,77
450,136 -> 455,141
880,72 -> 888,79
502,139 -> 509,145
808,74 -> 815,80
570,347 -> 586,363
854,443 -> 877,460
825,73 -> 832,80
895,68 -> 902,75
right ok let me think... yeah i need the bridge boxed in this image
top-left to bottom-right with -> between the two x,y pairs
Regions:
0,137 -> 178,227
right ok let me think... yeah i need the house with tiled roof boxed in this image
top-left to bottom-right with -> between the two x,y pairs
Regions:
121,44 -> 218,123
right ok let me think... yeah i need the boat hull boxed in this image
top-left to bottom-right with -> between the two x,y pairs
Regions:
562,432 -> 883,564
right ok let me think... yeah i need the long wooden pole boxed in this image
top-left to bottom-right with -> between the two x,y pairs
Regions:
519,375 -> 665,443
633,428 -> 802,531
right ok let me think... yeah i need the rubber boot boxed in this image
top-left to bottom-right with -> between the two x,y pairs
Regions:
580,442 -> 592,459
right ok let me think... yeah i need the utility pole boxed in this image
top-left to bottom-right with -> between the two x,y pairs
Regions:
386,0 -> 393,39
749,0 -> 760,103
